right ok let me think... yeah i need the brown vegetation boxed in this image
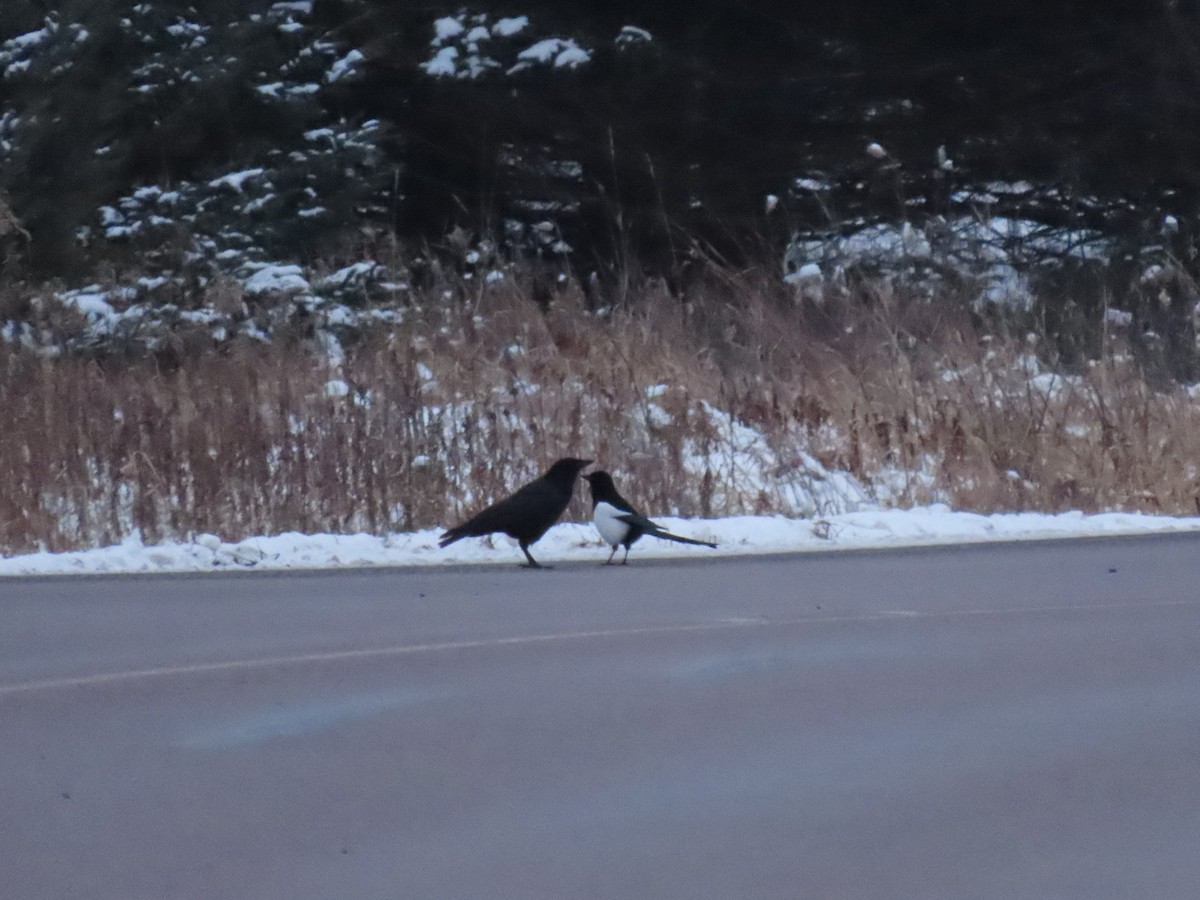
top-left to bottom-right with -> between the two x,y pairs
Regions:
2,262 -> 1199,556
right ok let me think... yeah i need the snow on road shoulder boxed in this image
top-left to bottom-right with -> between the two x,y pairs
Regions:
3,507 -> 1200,577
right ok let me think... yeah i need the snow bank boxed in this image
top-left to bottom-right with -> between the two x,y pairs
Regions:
3,508 -> 1199,577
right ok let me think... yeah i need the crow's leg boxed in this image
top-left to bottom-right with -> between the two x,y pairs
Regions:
520,543 -> 548,569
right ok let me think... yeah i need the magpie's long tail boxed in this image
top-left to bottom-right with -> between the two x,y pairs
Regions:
650,529 -> 717,549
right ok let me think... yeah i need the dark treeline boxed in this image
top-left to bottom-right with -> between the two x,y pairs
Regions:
2,0 -> 1199,280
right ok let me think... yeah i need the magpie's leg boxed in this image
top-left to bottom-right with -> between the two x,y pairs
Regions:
605,545 -> 617,565
621,544 -> 631,565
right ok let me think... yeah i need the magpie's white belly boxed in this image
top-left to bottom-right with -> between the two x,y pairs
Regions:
593,502 -> 631,547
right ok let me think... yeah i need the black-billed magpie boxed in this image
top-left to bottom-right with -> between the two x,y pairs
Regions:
439,457 -> 592,568
583,470 -> 717,565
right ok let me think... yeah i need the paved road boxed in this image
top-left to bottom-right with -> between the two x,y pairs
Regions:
3,535 -> 1200,899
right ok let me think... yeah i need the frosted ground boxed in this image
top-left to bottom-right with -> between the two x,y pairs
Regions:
3,506 -> 1199,577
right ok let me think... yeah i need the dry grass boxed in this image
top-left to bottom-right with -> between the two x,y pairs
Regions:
2,260 -> 1199,556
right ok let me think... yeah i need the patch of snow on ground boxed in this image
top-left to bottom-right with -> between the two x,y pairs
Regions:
271,1 -> 313,14
515,38 -> 590,68
209,168 -> 265,192
327,49 -> 363,82
616,26 -> 653,46
242,264 -> 310,294
59,289 -> 117,324
1105,308 -> 1134,328
783,213 -> 1108,310
432,16 -> 465,44
422,46 -> 458,77
553,43 -> 591,68
492,16 -> 529,37
3,509 -> 1200,576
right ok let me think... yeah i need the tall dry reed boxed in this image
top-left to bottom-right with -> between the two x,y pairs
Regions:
2,263 -> 1198,555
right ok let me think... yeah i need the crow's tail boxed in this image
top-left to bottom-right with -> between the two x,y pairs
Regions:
438,528 -> 465,548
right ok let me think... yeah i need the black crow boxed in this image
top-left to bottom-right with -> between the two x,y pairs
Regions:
583,470 -> 717,565
439,457 -> 592,567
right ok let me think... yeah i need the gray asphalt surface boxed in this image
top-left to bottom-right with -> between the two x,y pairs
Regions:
3,535 -> 1200,899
